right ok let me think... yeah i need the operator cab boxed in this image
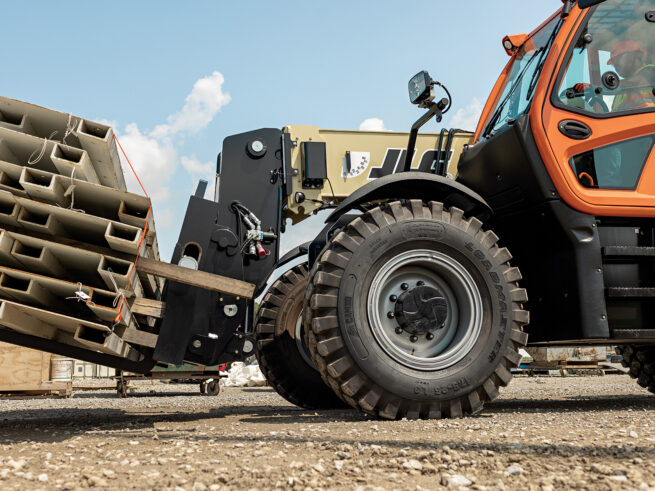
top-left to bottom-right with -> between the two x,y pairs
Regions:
454,0 -> 655,344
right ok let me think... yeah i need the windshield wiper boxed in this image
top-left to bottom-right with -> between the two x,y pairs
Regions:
525,19 -> 563,101
482,50 -> 543,139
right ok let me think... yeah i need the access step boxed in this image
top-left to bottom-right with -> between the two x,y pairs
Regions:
611,329 -> 655,340
606,287 -> 655,298
602,246 -> 655,259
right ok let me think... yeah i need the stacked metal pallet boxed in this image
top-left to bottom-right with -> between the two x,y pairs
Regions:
0,96 -> 163,360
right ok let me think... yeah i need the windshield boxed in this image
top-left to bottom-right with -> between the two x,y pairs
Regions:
483,16 -> 561,138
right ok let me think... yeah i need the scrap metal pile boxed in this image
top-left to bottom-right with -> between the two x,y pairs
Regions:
0,96 -> 163,362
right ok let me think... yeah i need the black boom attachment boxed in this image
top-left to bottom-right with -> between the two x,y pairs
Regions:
154,128 -> 287,366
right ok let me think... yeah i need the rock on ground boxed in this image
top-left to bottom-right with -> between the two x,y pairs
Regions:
0,375 -> 654,489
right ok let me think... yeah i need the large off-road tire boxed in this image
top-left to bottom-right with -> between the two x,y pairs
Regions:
304,200 -> 529,419
255,263 -> 346,409
616,345 -> 655,393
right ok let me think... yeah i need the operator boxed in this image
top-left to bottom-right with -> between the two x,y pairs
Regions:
607,40 -> 655,112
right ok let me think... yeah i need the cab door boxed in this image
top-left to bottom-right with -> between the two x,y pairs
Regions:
538,0 -> 655,217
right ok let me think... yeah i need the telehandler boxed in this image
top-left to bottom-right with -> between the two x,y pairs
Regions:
1,0 -> 654,419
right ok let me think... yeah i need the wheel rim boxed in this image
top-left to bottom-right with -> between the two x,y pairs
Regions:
367,249 -> 483,371
294,310 -> 315,368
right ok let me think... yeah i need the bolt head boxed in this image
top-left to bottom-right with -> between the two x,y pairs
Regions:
401,283 -> 409,291
192,340 -> 202,349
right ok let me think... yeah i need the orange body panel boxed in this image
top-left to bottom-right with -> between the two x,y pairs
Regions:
473,3 -> 655,218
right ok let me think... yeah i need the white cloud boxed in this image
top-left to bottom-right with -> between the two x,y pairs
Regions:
449,98 -> 483,131
110,71 -> 231,259
359,117 -> 386,131
115,71 -> 230,202
118,122 -> 177,204
151,71 -> 231,139
181,155 -> 214,176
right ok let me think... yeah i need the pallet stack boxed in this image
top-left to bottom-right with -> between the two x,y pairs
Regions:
0,96 -> 164,362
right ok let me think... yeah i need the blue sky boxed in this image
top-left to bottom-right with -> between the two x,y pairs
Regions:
0,1 -> 558,261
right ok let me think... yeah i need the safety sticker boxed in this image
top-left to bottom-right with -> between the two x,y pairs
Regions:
342,151 -> 370,178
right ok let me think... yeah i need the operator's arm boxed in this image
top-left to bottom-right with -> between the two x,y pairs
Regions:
561,83 -> 591,110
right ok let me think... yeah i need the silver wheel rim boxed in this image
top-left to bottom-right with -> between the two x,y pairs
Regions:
367,249 -> 483,371
294,310 -> 315,368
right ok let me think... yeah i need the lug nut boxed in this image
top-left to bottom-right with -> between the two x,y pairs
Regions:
389,294 -> 398,302
417,281 -> 425,286
387,311 -> 395,319
401,283 -> 409,291
410,335 -> 418,343
426,333 -> 434,340
395,327 -> 403,335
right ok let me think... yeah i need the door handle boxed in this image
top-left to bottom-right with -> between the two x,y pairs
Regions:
558,120 -> 592,140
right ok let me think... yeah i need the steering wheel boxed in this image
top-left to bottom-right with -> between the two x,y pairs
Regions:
585,91 -> 609,113
561,86 -> 610,113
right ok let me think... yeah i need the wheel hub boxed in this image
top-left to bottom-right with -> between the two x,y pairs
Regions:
394,285 -> 448,335
367,249 -> 483,371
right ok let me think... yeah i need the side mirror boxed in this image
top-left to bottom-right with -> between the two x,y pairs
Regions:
408,71 -> 435,105
578,0 -> 606,8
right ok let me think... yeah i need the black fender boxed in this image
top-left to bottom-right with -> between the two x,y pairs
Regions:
326,173 -> 492,224
276,242 -> 310,269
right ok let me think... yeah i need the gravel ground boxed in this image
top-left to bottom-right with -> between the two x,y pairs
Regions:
0,374 -> 654,490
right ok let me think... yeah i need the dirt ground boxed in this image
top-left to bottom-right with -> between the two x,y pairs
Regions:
0,374 -> 654,490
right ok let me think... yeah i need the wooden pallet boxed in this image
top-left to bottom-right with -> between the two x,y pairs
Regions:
0,341 -> 72,397
514,360 -> 626,377
0,382 -> 72,398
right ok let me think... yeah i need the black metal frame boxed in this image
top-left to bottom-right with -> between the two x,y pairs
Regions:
403,98 -> 448,172
155,128 -> 287,366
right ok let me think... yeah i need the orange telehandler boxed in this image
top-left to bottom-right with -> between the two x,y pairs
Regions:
1,0 -> 653,419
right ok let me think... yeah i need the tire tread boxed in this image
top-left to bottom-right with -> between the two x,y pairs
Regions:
304,200 -> 528,419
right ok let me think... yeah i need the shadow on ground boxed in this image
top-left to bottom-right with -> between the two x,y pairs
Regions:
0,391 -> 653,448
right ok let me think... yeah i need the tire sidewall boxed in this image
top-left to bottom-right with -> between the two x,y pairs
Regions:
336,218 -> 514,402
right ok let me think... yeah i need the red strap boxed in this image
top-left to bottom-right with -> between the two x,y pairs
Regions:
112,134 -> 153,324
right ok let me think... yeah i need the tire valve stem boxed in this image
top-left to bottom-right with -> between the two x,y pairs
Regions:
387,311 -> 395,319
426,332 -> 435,340
410,335 -> 418,343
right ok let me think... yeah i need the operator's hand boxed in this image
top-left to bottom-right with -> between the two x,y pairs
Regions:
573,83 -> 590,93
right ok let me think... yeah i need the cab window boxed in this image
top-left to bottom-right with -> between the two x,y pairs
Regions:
555,0 -> 655,116
571,135 -> 653,189
482,16 -> 561,138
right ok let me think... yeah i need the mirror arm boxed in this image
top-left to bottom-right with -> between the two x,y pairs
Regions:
402,98 -> 447,172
